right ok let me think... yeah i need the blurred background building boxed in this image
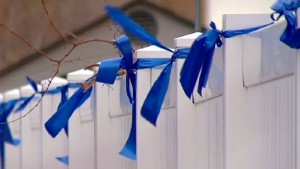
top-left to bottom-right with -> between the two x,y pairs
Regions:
0,0 -> 274,91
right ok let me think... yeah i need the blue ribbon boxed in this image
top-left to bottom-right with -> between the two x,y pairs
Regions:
104,5 -> 172,53
0,99 -> 21,169
140,49 -> 189,126
180,21 -> 273,99
57,85 -> 69,136
15,95 -> 35,112
56,156 -> 69,165
271,0 -> 300,48
96,35 -> 137,160
0,99 -> 21,146
44,85 -> 93,138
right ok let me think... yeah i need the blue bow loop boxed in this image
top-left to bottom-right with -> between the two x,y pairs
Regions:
104,5 -> 172,53
111,35 -> 137,160
26,76 -> 38,92
180,21 -> 273,98
96,58 -> 122,84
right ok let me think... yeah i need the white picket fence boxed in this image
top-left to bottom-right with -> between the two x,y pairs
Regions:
1,14 -> 300,169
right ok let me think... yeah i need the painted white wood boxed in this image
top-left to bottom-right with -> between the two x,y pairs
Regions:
224,14 -> 296,169
136,46 -> 177,169
95,71 -> 136,168
242,21 -> 295,87
174,32 -> 224,169
20,84 -> 42,169
204,0 -> 273,28
4,89 -> 21,169
41,77 -> 68,169
67,69 -> 95,169
297,47 -> 300,169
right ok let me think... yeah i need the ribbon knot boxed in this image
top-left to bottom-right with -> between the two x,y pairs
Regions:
270,0 -> 300,48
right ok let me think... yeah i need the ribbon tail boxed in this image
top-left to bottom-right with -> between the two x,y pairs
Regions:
222,22 -> 274,38
120,74 -> 137,160
141,61 -> 173,126
15,95 -> 35,112
280,22 -> 300,49
0,140 -> 4,169
2,124 -> 20,147
26,76 -> 38,92
45,87 -> 92,138
197,47 -> 215,96
119,101 -> 136,160
180,35 -> 207,98
63,125 -> 68,137
104,6 -> 171,52
56,156 -> 69,165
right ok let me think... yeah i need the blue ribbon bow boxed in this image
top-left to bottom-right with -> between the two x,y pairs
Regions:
140,49 -> 189,126
180,21 -> 273,99
271,0 -> 300,48
96,35 -> 137,160
44,83 -> 92,138
0,99 -> 21,169
15,77 -> 39,112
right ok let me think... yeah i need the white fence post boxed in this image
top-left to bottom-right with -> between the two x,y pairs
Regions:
224,14 -> 297,169
4,89 -> 21,169
136,46 -> 177,169
20,84 -> 42,169
95,68 -> 137,169
174,32 -> 224,169
41,77 -> 68,169
67,69 -> 95,169
0,93 -> 2,169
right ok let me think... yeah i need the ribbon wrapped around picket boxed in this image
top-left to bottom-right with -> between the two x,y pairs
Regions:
0,99 -> 21,169
44,81 -> 92,138
96,34 -> 182,160
180,21 -> 273,99
104,5 -> 274,126
271,0 -> 300,48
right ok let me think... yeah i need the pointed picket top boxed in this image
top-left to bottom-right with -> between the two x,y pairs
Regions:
4,89 -> 20,101
136,45 -> 174,59
41,76 -> 68,90
20,84 -> 41,97
174,32 -> 202,48
67,69 -> 94,83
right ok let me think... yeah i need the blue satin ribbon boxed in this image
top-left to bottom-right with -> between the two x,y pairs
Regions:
180,21 -> 273,99
140,49 -> 189,126
271,0 -> 300,48
45,85 -> 93,138
0,99 -> 21,146
57,85 -> 69,136
56,156 -> 69,165
104,5 -> 172,53
0,99 -> 21,169
96,35 -> 137,160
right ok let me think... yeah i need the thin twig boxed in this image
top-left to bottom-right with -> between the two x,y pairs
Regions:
0,24 -> 57,62
41,0 -> 71,44
3,72 -> 59,124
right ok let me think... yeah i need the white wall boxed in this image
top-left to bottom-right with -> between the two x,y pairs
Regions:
204,0 -> 274,28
